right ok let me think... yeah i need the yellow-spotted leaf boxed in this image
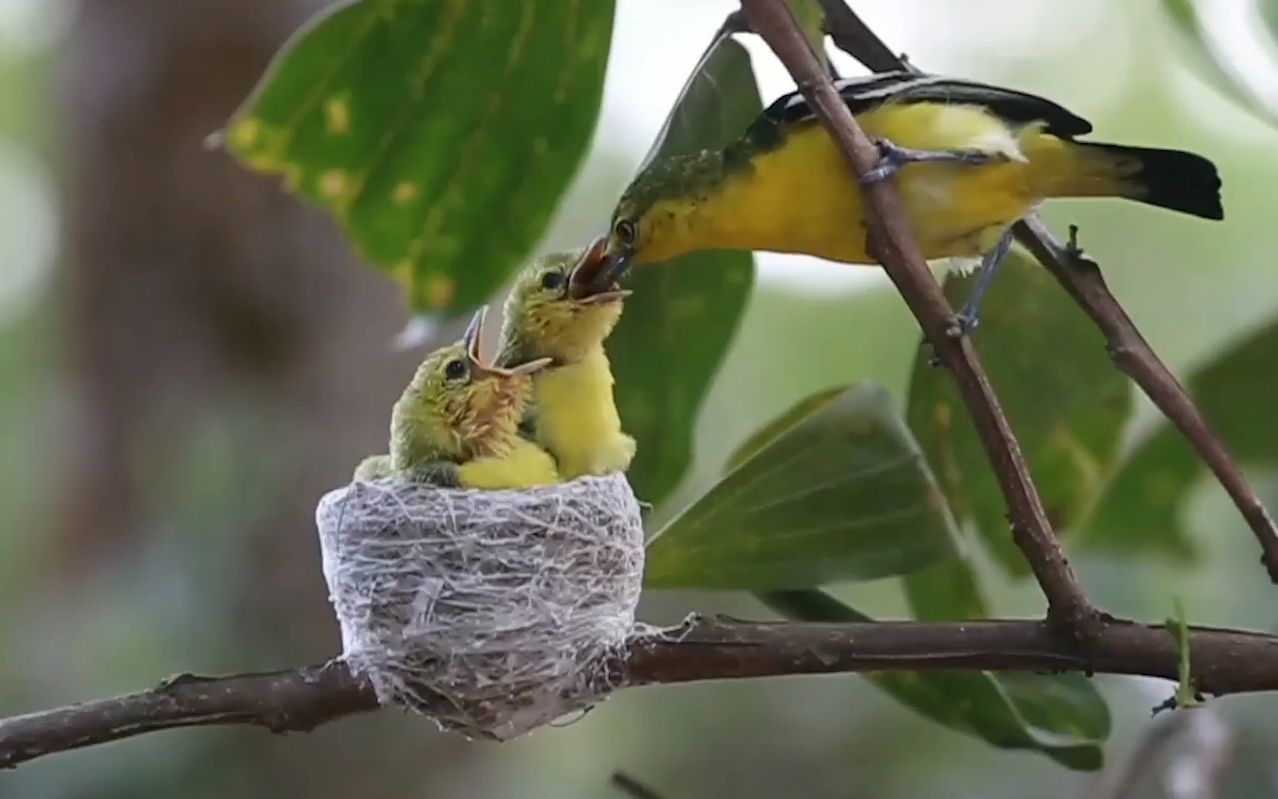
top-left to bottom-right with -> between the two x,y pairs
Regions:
644,384 -> 960,589
759,589 -> 1109,771
224,0 -> 614,312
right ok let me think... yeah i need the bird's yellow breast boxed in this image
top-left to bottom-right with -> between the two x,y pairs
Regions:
534,347 -> 636,479
646,103 -> 1043,264
457,437 -> 559,489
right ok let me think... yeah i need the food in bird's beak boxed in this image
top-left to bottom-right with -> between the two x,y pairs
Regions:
568,234 -> 632,303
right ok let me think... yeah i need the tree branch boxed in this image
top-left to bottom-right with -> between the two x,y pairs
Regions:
0,661 -> 377,770
1015,220 -> 1278,580
816,0 -> 1278,582
737,0 -> 1095,629
5,616 -> 1278,770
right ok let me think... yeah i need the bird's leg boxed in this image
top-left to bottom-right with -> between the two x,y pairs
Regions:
860,138 -> 1001,183
956,228 -> 1015,333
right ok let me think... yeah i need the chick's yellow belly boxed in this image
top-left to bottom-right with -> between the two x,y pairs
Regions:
458,438 -> 560,489
723,105 -> 1040,262
534,350 -> 636,479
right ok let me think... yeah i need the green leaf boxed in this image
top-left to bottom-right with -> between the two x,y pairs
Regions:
644,384 -> 960,589
905,250 -> 1132,574
901,558 -> 988,621
1161,0 -> 1278,125
759,589 -> 1109,771
898,548 -> 1114,764
787,0 -> 826,55
1085,314 -> 1278,559
225,0 -> 614,312
610,35 -> 758,507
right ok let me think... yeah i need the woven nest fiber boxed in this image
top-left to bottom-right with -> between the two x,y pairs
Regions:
315,472 -> 645,740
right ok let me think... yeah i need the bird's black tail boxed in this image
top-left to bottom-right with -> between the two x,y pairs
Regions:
1067,142 -> 1224,220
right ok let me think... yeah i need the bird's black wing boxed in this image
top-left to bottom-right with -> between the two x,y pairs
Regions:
761,70 -> 1093,138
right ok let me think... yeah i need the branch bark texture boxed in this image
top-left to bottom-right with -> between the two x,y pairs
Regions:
5,617 -> 1278,770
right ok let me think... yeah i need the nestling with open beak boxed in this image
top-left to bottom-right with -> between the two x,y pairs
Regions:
354,305 -> 560,489
497,236 -> 636,480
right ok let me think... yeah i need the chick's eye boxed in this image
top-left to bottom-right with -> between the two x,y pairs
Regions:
444,359 -> 468,381
540,270 -> 564,290
614,219 -> 636,244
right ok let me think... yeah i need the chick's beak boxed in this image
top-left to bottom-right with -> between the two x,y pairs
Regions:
497,356 -> 553,376
568,233 -> 633,303
461,304 -> 551,379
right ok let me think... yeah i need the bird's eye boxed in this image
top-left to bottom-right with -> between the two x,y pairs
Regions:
614,219 -> 636,245
444,359 -> 468,381
540,270 -> 565,290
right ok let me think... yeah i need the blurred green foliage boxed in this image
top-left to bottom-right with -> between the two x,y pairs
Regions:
1085,314 -> 1278,560
1162,0 -> 1278,124
906,252 -> 1133,575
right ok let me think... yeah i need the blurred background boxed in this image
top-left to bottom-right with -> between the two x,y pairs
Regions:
3,0 -> 1278,796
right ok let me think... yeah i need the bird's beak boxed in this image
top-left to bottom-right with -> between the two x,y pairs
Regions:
462,305 -> 488,361
568,234 -> 633,303
598,246 -> 634,291
462,304 -> 551,378
495,356 -> 553,376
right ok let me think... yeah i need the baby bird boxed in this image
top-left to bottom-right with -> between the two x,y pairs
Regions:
354,306 -> 559,489
497,237 -> 636,479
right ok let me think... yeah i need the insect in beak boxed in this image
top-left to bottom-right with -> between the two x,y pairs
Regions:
568,234 -> 633,303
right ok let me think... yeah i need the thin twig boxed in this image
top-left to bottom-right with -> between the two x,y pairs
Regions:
612,771 -> 669,799
817,0 -> 1278,581
5,616 -> 1278,770
737,0 -> 1096,631
1016,220 -> 1278,579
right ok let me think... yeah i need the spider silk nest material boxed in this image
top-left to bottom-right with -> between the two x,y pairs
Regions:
315,472 -> 645,740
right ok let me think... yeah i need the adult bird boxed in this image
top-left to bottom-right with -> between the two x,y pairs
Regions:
593,71 -> 1223,329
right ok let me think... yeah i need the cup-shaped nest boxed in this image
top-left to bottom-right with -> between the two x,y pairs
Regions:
315,472 -> 644,740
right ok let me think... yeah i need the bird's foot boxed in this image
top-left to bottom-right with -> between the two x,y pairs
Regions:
926,314 -> 976,367
860,138 -> 1001,183
955,310 -> 980,335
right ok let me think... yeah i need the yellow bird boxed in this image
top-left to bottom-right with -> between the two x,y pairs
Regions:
497,238 -> 636,479
595,71 -> 1223,327
354,306 -> 560,489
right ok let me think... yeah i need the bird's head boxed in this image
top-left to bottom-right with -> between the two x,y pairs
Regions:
594,149 -> 730,288
502,238 -> 630,364
394,306 -> 550,462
